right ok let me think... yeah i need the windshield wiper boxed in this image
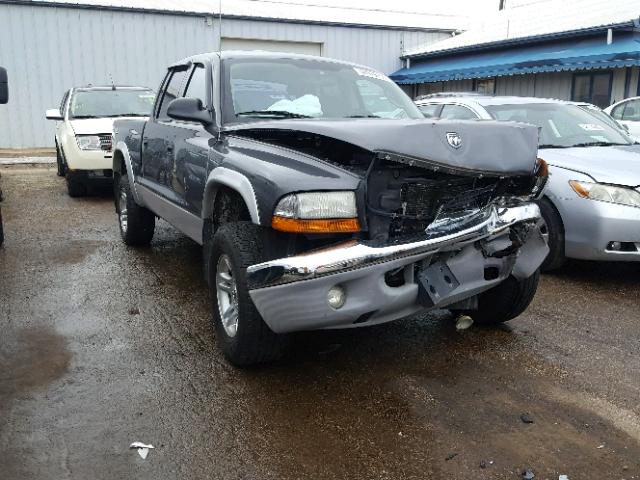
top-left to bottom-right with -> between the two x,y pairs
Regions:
236,110 -> 312,119
71,115 -> 100,119
538,144 -> 570,149
569,141 -> 629,148
104,113 -> 147,118
345,114 -> 381,118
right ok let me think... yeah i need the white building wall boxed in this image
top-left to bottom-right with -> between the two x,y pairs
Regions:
0,3 -> 449,149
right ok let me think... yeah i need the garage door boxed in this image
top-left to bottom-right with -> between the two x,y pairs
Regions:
221,38 -> 322,56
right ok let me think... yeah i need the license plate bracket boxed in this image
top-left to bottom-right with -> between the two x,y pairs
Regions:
417,261 -> 460,308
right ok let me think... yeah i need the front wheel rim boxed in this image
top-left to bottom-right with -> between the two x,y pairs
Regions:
216,254 -> 239,338
119,189 -> 128,233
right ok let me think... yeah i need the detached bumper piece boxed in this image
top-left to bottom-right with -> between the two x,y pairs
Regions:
247,203 -> 548,333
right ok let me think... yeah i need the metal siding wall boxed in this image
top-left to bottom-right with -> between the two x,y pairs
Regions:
610,68 -> 626,104
0,3 -> 448,148
531,72 -> 572,100
495,75 -> 536,96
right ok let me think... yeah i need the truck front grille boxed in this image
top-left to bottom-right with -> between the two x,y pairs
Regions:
99,134 -> 112,152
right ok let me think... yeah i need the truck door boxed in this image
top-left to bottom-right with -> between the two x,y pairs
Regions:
140,66 -> 190,201
170,63 -> 213,216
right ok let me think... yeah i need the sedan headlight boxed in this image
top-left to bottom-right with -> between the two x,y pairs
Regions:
569,180 -> 640,208
272,191 -> 360,233
76,135 -> 102,150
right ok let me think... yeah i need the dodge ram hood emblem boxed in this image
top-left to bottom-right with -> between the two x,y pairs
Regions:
446,132 -> 462,149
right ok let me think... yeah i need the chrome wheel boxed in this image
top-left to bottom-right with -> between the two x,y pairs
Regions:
216,254 -> 239,338
538,217 -> 550,246
119,189 -> 128,233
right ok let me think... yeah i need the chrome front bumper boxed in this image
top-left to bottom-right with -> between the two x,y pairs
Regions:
247,203 -> 547,333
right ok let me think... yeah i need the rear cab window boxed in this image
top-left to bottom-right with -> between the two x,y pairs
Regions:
418,103 -> 441,118
440,104 -> 479,120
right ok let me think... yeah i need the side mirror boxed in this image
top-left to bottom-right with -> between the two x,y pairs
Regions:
45,108 -> 63,121
167,98 -> 212,125
0,67 -> 8,104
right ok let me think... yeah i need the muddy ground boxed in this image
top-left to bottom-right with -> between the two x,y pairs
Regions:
1,165 -> 639,480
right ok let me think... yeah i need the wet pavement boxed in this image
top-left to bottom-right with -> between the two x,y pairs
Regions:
1,165 -> 639,479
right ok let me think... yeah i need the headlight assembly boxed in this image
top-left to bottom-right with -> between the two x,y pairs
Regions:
569,180 -> 640,208
272,191 -> 360,233
76,135 -> 102,150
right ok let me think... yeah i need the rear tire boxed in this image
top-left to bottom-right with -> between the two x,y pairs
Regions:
454,271 -> 540,325
537,198 -> 566,271
65,172 -> 86,197
206,222 -> 288,366
117,173 -> 155,246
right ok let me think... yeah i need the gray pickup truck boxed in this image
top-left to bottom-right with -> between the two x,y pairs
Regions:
112,51 -> 549,365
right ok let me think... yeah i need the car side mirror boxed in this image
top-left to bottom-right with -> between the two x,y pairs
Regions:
45,108 -> 63,120
0,67 -> 8,104
621,123 -> 630,132
167,98 -> 212,125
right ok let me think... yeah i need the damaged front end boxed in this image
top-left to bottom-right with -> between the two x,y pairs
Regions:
233,120 -> 549,333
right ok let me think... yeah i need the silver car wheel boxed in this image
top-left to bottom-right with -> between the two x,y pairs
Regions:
119,190 -> 128,233
538,217 -> 550,246
216,254 -> 239,338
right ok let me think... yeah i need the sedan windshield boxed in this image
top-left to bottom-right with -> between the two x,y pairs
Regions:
484,103 -> 632,148
70,89 -> 155,119
225,58 -> 423,122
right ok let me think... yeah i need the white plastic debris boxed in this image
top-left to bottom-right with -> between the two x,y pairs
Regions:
597,444 -> 605,449
130,442 -> 154,459
559,475 -> 569,480
455,315 -> 474,330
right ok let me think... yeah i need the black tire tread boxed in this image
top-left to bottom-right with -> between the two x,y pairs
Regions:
465,271 -> 540,325
208,222 -> 287,366
65,172 -> 86,197
118,174 -> 155,246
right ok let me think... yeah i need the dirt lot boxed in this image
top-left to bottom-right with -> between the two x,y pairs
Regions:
1,165 -> 639,480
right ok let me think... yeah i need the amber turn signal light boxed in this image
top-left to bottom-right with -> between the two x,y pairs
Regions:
569,180 -> 590,198
271,216 -> 361,233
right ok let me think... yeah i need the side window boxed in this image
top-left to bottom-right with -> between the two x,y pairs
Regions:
621,100 -> 640,121
440,104 -> 479,120
610,103 -> 625,120
157,68 -> 189,120
183,65 -> 208,105
418,104 -> 441,118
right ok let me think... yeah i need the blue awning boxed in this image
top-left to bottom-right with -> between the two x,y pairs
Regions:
391,34 -> 640,84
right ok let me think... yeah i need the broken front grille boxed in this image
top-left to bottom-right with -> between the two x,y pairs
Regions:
99,134 -> 112,152
366,159 -> 500,241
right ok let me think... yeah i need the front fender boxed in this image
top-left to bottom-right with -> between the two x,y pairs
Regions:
202,167 -> 261,224
114,141 -> 142,205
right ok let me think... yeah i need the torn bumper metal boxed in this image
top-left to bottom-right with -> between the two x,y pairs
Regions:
247,203 -> 547,333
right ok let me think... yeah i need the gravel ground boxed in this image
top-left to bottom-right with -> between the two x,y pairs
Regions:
1,165 -> 639,479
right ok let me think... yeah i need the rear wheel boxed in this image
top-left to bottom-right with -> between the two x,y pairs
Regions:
537,198 -> 566,271
65,172 -> 86,197
206,222 -> 288,366
453,271 -> 540,325
117,173 -> 155,246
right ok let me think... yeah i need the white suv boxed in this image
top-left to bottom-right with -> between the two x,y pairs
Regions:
46,86 -> 155,196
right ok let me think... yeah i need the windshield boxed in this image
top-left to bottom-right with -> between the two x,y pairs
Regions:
577,104 -> 631,134
484,102 -> 632,148
224,58 -> 423,122
70,89 -> 155,119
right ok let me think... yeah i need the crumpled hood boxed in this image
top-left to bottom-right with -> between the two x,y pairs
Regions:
227,118 -> 539,176
70,116 -> 146,135
540,145 -> 640,187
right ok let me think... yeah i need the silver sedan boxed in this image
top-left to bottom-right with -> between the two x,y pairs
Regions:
416,95 -> 640,270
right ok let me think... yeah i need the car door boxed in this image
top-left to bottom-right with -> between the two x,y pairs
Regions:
610,99 -> 640,140
140,66 -> 190,199
171,63 -> 214,215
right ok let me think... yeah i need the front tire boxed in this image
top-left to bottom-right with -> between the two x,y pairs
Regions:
206,222 -> 287,366
65,172 -> 86,197
56,143 -> 66,177
117,174 -> 155,246
454,271 -> 540,325
537,198 -> 566,271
